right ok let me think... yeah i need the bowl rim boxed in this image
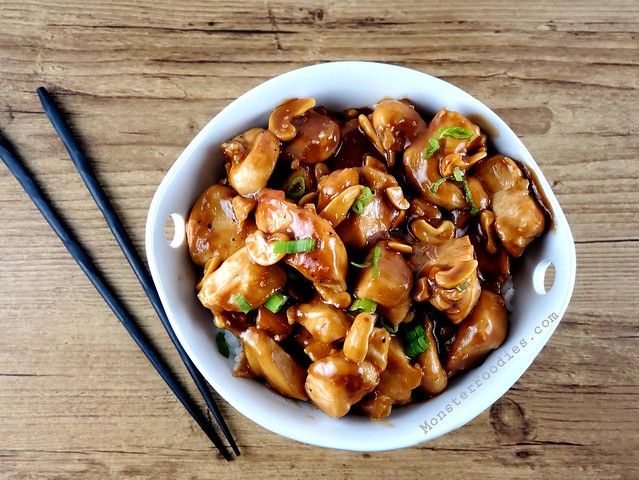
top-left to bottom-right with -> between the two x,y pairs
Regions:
145,60 -> 576,451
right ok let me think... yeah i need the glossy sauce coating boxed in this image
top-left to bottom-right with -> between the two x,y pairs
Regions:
187,97 -> 550,420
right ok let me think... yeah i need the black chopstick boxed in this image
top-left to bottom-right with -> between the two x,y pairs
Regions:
36,87 -> 240,457
0,134 -> 232,461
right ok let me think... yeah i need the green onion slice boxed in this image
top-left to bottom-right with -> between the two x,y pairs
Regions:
371,246 -> 382,278
405,324 -> 430,358
453,167 -> 464,182
273,238 -> 316,254
216,331 -> 230,358
437,126 -> 474,140
380,318 -> 399,334
405,324 -> 425,343
287,175 -> 306,199
349,298 -> 377,314
351,186 -> 373,214
350,246 -> 382,279
430,175 -> 453,193
234,293 -> 253,314
264,292 -> 289,313
422,137 -> 440,159
456,280 -> 470,292
461,179 -> 480,215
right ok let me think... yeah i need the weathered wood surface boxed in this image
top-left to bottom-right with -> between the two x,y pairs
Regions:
0,1 -> 637,478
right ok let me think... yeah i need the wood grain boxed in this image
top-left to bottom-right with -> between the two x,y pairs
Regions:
0,1 -> 638,478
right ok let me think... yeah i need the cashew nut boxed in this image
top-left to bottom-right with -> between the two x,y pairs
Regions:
385,186 -> 410,210
268,98 -> 316,141
245,231 -> 289,266
319,185 -> 363,228
411,218 -> 455,243
221,128 -> 280,195
343,312 -> 375,364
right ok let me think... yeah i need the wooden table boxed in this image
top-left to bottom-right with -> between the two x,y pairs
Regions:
1,1 -> 637,478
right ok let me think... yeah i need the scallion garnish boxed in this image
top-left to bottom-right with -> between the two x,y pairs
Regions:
371,245 -> 382,278
350,246 -> 382,279
234,293 -> 253,314
264,292 -> 289,313
429,167 -> 480,215
438,126 -> 474,140
351,186 -> 373,214
380,318 -> 399,334
461,178 -> 480,215
349,298 -> 377,314
422,137 -> 440,159
422,126 -> 474,160
456,280 -> 470,292
216,331 -> 230,358
287,175 -> 306,199
272,238 -> 316,254
430,174 -> 453,193
404,323 -> 429,358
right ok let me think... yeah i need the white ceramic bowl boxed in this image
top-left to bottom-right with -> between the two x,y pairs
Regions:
145,61 -> 576,451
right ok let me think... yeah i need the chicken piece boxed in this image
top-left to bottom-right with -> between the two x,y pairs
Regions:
305,327 -> 390,418
240,327 -> 308,400
353,241 -> 413,326
305,352 -> 379,418
283,109 -> 341,164
186,184 -> 254,266
358,338 -> 423,420
286,301 -> 352,344
255,307 -> 293,342
290,325 -> 337,363
221,128 -> 280,195
198,247 -> 287,313
365,327 -> 392,372
254,189 -> 348,295
334,166 -> 403,250
446,290 -> 508,376
418,318 -> 448,395
474,155 -> 546,257
410,235 -> 481,323
404,109 -> 484,211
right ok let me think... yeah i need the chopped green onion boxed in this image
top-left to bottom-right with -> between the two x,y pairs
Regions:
234,293 -> 253,314
371,246 -> 382,278
456,280 -> 470,292
351,186 -> 373,214
437,126 -> 474,140
404,323 -> 430,358
349,298 -> 377,314
273,238 -> 316,254
405,324 -> 425,343
461,178 -> 480,215
216,331 -> 230,358
453,167 -> 464,182
380,318 -> 399,334
287,175 -> 306,199
350,246 -> 382,278
350,258 -> 373,269
264,292 -> 288,313
422,137 -> 440,159
430,175 -> 453,193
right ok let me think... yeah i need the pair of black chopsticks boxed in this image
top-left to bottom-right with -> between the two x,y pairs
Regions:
0,87 -> 239,461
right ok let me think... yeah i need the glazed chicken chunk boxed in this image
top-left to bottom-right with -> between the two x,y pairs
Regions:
475,155 -> 546,257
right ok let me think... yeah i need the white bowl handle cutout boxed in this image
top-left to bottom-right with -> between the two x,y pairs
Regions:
165,213 -> 186,249
533,260 -> 556,295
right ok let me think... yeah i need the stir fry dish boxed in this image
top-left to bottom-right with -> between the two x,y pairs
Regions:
186,98 -> 550,420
